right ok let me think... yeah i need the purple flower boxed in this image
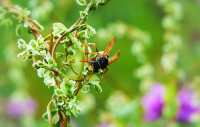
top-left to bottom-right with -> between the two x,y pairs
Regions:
142,84 -> 165,121
6,98 -> 37,118
176,88 -> 199,123
99,122 -> 109,127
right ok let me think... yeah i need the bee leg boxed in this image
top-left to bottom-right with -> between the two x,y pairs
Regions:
80,42 -> 90,63
81,50 -> 99,55
80,42 -> 97,62
108,50 -> 120,64
80,59 -> 89,62
80,57 -> 96,62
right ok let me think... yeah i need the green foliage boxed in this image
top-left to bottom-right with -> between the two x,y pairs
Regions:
1,0 -> 112,126
1,0 -> 200,127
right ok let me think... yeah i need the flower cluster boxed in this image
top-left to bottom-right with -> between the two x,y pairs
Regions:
142,84 -> 200,123
6,97 -> 37,118
158,0 -> 183,74
142,84 -> 165,121
3,42 -> 37,126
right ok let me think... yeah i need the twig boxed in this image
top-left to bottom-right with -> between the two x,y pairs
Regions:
50,2 -> 94,59
2,4 -> 42,39
50,0 -> 111,59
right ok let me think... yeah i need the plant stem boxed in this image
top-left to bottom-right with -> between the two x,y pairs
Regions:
50,0 -> 111,59
2,4 -> 42,39
50,2 -> 93,59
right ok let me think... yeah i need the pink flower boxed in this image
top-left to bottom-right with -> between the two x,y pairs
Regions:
176,88 -> 199,123
142,84 -> 165,121
6,98 -> 37,118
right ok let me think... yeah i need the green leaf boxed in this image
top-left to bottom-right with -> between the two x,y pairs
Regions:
43,72 -> 56,86
76,0 -> 88,6
67,97 -> 80,117
32,19 -> 44,30
88,74 -> 102,93
36,68 -> 46,78
61,79 -> 76,96
16,24 -> 23,36
81,84 -> 90,93
54,88 -> 65,96
43,100 -> 58,125
51,112 -> 60,124
52,22 -> 67,37
17,39 -> 27,49
78,24 -> 96,39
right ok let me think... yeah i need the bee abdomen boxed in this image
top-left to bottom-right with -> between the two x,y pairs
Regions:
99,57 -> 108,69
89,57 -> 109,73
90,61 -> 100,72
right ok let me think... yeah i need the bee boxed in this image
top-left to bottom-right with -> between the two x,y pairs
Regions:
81,37 -> 120,73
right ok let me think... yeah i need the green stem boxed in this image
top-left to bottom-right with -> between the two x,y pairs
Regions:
47,100 -> 53,127
50,0 -> 111,59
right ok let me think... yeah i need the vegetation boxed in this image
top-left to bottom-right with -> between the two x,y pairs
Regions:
0,0 -> 200,127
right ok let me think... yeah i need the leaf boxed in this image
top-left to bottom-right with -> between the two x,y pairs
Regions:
17,39 -> 27,49
16,24 -> 23,37
78,25 -> 96,39
88,74 -> 102,93
43,101 -> 59,125
69,34 -> 82,50
61,79 -> 76,96
81,84 -> 90,93
54,88 -> 65,96
36,68 -> 46,78
76,0 -> 88,6
87,25 -> 96,35
52,22 -> 67,37
67,97 -> 80,117
51,112 -> 60,125
43,72 -> 56,86
32,19 -> 44,31
93,83 -> 102,93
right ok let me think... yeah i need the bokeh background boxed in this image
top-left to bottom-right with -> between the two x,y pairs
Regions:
0,0 -> 200,127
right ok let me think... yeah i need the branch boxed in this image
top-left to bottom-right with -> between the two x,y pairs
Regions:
1,2 -> 42,39
49,0 -> 111,59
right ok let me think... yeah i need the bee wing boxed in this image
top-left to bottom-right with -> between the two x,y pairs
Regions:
108,50 -> 120,64
103,37 -> 116,56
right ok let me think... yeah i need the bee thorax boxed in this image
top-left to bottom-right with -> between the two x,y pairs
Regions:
89,57 -> 108,73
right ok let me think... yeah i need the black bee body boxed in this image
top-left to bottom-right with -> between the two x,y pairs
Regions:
89,56 -> 109,72
81,38 -> 120,72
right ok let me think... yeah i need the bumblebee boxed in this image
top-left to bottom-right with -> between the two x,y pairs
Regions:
81,37 -> 120,73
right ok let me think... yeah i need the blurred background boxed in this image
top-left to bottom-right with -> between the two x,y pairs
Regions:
0,0 -> 200,127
